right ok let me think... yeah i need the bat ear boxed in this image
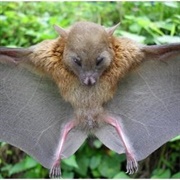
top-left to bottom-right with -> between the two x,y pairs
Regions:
54,24 -> 68,38
142,43 -> 180,61
106,22 -> 120,36
0,47 -> 32,64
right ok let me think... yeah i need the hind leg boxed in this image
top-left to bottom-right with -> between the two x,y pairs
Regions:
49,121 -> 75,178
105,116 -> 138,174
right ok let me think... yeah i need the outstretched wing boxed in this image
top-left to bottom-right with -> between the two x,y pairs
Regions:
95,43 -> 180,162
0,63 -> 87,169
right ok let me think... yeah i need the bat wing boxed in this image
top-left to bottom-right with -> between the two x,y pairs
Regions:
0,64 -> 87,169
95,44 -> 180,162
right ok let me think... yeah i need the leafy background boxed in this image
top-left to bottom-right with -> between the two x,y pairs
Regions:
0,1 -> 180,179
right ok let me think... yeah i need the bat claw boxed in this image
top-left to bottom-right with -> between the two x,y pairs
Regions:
125,155 -> 138,174
49,162 -> 61,179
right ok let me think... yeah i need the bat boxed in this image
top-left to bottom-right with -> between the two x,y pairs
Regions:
0,21 -> 180,178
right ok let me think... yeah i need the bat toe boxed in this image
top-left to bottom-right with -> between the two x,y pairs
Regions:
126,156 -> 138,174
49,163 -> 61,179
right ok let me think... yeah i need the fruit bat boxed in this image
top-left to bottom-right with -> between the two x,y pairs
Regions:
0,21 -> 180,178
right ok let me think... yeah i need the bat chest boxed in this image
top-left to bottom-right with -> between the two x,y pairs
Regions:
56,71 -> 118,128
60,82 -> 115,129
81,114 -> 99,130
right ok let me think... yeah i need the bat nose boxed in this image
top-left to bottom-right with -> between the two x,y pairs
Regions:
84,77 -> 96,86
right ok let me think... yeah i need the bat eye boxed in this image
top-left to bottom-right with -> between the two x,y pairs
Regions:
96,56 -> 104,66
73,57 -> 81,67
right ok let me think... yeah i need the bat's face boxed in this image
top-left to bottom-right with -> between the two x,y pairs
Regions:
62,23 -> 114,86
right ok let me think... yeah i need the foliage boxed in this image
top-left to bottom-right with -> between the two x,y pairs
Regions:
0,1 -> 180,46
0,1 -> 180,179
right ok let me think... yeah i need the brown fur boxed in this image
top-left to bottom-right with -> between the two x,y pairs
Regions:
28,34 -> 145,126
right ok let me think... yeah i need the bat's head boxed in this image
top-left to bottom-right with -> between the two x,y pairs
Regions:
54,22 -> 120,86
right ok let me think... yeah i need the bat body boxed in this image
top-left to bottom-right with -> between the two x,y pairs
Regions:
0,21 -> 180,178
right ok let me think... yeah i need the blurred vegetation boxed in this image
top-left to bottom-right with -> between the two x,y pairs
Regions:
0,1 -> 180,179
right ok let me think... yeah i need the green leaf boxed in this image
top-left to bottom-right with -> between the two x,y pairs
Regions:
149,23 -> 164,36
92,169 -> 101,178
23,169 -> 41,178
62,171 -> 74,179
98,154 -> 122,178
24,156 -> 39,168
170,24 -> 176,36
129,23 -> 142,33
164,2 -> 178,8
0,142 -> 7,147
9,156 -> 38,176
137,17 -> 151,27
113,172 -> 130,179
9,161 -> 26,176
75,155 -> 89,176
93,139 -> 102,149
119,31 -> 146,43
156,35 -> 180,44
172,172 -> 180,179
170,135 -> 180,142
89,155 -> 101,170
151,169 -> 171,178
1,164 -> 12,172
63,155 -> 78,169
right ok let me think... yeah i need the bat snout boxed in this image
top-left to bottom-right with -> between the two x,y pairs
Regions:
83,76 -> 96,86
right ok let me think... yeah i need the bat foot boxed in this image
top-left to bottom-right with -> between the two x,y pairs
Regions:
126,154 -> 138,174
49,161 -> 61,179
